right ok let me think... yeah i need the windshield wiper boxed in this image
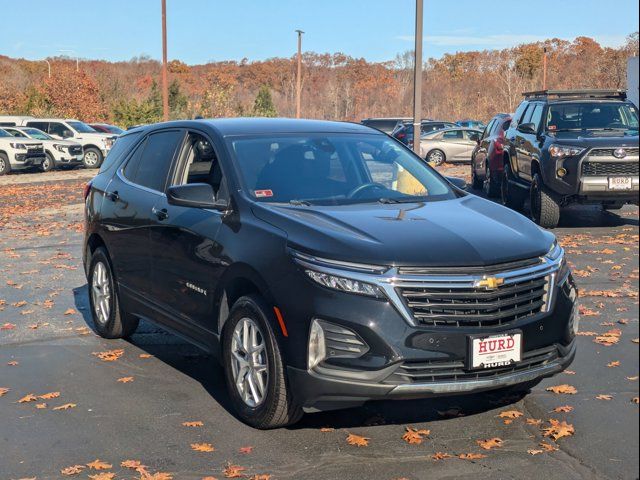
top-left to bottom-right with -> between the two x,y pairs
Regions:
289,199 -> 312,206
378,197 -> 401,204
378,197 -> 426,204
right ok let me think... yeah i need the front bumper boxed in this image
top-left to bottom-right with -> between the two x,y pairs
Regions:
54,154 -> 85,166
12,153 -> 45,169
289,341 -> 575,411
578,176 -> 639,201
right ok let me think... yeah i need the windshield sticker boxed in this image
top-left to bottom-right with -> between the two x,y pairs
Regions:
255,189 -> 274,198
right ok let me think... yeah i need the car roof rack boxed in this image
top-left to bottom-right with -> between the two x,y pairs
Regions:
523,89 -> 627,100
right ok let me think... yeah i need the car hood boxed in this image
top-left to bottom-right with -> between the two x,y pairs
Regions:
549,130 -> 639,147
252,195 -> 554,267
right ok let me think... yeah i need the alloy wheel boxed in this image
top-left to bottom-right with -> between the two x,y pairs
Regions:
0,158 -> 5,172
483,165 -> 491,196
91,261 -> 111,326
84,151 -> 99,167
230,317 -> 269,408
428,151 -> 444,165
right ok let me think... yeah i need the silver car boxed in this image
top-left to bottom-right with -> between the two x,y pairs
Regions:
420,127 -> 483,165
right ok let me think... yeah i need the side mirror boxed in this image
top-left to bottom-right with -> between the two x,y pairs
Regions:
517,122 -> 537,134
446,176 -> 467,191
167,183 -> 223,210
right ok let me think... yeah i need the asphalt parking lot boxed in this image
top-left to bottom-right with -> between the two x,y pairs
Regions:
1,167 -> 638,480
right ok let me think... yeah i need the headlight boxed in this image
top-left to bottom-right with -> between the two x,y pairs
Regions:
305,270 -> 384,298
546,240 -> 569,283
545,240 -> 563,261
9,143 -> 27,150
53,144 -> 67,152
549,144 -> 585,159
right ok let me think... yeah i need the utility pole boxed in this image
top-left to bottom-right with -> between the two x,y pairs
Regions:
45,60 -> 51,78
295,30 -> 304,119
412,0 -> 423,154
161,0 -> 170,122
542,47 -> 548,90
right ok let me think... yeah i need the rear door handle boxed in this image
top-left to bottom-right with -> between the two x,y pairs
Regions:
152,207 -> 169,221
106,190 -> 119,202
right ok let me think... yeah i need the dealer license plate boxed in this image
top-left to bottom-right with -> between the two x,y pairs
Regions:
608,177 -> 632,190
469,332 -> 522,369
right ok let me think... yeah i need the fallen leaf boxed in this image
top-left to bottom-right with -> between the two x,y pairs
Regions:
191,443 -> 215,452
239,446 -> 254,454
88,474 -> 115,480
121,460 -> 146,470
540,441 -> 559,452
38,391 -> 60,399
117,376 -> 134,383
346,433 -> 370,447
18,393 -> 38,403
7,361 -> 18,366
632,397 -> 639,404
542,419 -> 575,441
139,353 -> 153,358
596,394 -> 613,401
61,465 -> 85,476
319,427 -> 334,432
182,421 -> 204,427
53,403 -> 76,410
35,403 -> 47,409
0,387 -> 9,397
402,426 -> 430,445
627,376 -> 639,381
528,449 -> 544,455
432,452 -> 453,461
63,308 -> 77,315
92,349 -> 124,362
607,361 -> 621,368
526,418 -> 542,426
546,384 -> 577,395
552,405 -> 574,413
1,323 -> 16,330
86,459 -> 112,470
223,464 -> 246,478
458,453 -> 487,460
477,438 -> 504,450
498,410 -> 523,420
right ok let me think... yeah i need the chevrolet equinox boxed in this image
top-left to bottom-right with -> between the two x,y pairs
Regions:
83,119 -> 578,428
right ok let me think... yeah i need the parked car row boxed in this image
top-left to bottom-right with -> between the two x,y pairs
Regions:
471,89 -> 639,228
0,115 -> 123,175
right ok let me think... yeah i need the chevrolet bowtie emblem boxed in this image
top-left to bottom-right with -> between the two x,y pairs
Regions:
475,277 -> 505,290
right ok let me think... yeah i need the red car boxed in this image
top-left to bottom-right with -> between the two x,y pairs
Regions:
89,123 -> 125,135
471,113 -> 512,197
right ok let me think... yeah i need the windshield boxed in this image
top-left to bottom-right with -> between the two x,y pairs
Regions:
546,102 -> 639,132
0,129 -> 12,138
68,121 -> 97,133
228,134 -> 456,205
23,128 -> 51,140
105,125 -> 124,134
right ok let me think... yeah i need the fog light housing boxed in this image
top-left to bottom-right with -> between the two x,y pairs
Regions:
570,303 -> 580,336
557,167 -> 567,178
308,319 -> 326,370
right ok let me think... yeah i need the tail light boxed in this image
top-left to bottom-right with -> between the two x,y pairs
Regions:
494,138 -> 504,154
83,181 -> 92,201
397,132 -> 406,140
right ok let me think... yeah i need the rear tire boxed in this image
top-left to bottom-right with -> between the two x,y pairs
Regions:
83,147 -> 103,169
0,153 -> 10,176
471,162 -> 483,190
483,164 -> 501,198
222,295 -> 302,429
88,247 -> 139,339
530,173 -> 561,229
500,162 -> 526,210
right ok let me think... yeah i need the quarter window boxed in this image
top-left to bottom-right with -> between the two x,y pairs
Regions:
48,122 -> 69,137
100,132 -> 142,173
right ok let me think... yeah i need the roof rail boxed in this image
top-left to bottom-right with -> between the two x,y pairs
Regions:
523,89 -> 627,100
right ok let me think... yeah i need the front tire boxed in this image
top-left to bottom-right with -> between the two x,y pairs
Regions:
83,147 -> 103,169
88,247 -> 139,339
222,295 -> 302,429
41,153 -> 54,172
427,149 -> 446,166
0,153 -> 10,175
471,161 -> 483,190
530,173 -> 561,229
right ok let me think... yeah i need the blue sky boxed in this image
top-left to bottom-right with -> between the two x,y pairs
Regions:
1,0 -> 637,64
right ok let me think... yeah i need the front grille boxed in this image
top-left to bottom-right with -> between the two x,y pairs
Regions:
588,148 -> 639,157
385,345 -> 558,385
69,146 -> 83,155
399,277 -> 548,327
582,161 -> 639,176
26,147 -> 44,156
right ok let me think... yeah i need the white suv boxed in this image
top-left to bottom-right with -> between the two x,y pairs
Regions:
19,118 -> 116,168
2,126 -> 84,171
0,128 -> 46,175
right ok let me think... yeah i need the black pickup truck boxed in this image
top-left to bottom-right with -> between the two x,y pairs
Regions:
501,90 -> 639,228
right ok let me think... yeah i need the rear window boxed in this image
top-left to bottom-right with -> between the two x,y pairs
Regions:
99,132 -> 142,173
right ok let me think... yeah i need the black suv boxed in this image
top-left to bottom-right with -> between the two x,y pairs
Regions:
501,90 -> 639,228
84,119 -> 577,428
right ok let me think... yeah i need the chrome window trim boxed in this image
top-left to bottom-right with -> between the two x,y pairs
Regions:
294,248 -> 564,326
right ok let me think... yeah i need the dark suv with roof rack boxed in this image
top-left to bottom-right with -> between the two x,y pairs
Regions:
501,89 -> 639,228
83,118 -> 577,428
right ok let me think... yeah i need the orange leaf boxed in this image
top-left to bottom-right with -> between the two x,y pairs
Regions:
402,426 -> 430,445
239,446 -> 254,454
18,393 -> 38,403
86,459 -> 112,470
38,391 -> 60,399
92,349 -> 124,362
223,464 -> 246,478
542,419 -> 575,441
546,384 -> 577,395
607,361 -> 621,368
121,459 -> 146,470
498,410 -> 523,419
596,394 -> 613,401
477,438 -> 504,450
35,403 -> 47,409
182,421 -> 204,427
64,308 -> 77,315
346,433 -> 370,447
53,403 -> 76,410
458,453 -> 487,460
552,405 -> 574,413
191,443 -> 215,452
61,465 -> 85,476
88,473 -> 115,480
432,452 -> 453,461
0,387 -> 9,397
117,376 -> 134,383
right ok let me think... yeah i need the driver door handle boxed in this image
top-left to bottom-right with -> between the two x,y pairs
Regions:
152,207 -> 169,221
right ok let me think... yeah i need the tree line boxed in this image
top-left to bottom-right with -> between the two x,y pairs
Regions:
0,33 -> 637,127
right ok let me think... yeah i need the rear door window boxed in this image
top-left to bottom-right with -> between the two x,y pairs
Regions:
128,130 -> 184,192
26,121 -> 49,132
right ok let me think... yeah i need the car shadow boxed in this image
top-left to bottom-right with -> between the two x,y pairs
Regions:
73,284 -> 525,429
467,185 -> 639,229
